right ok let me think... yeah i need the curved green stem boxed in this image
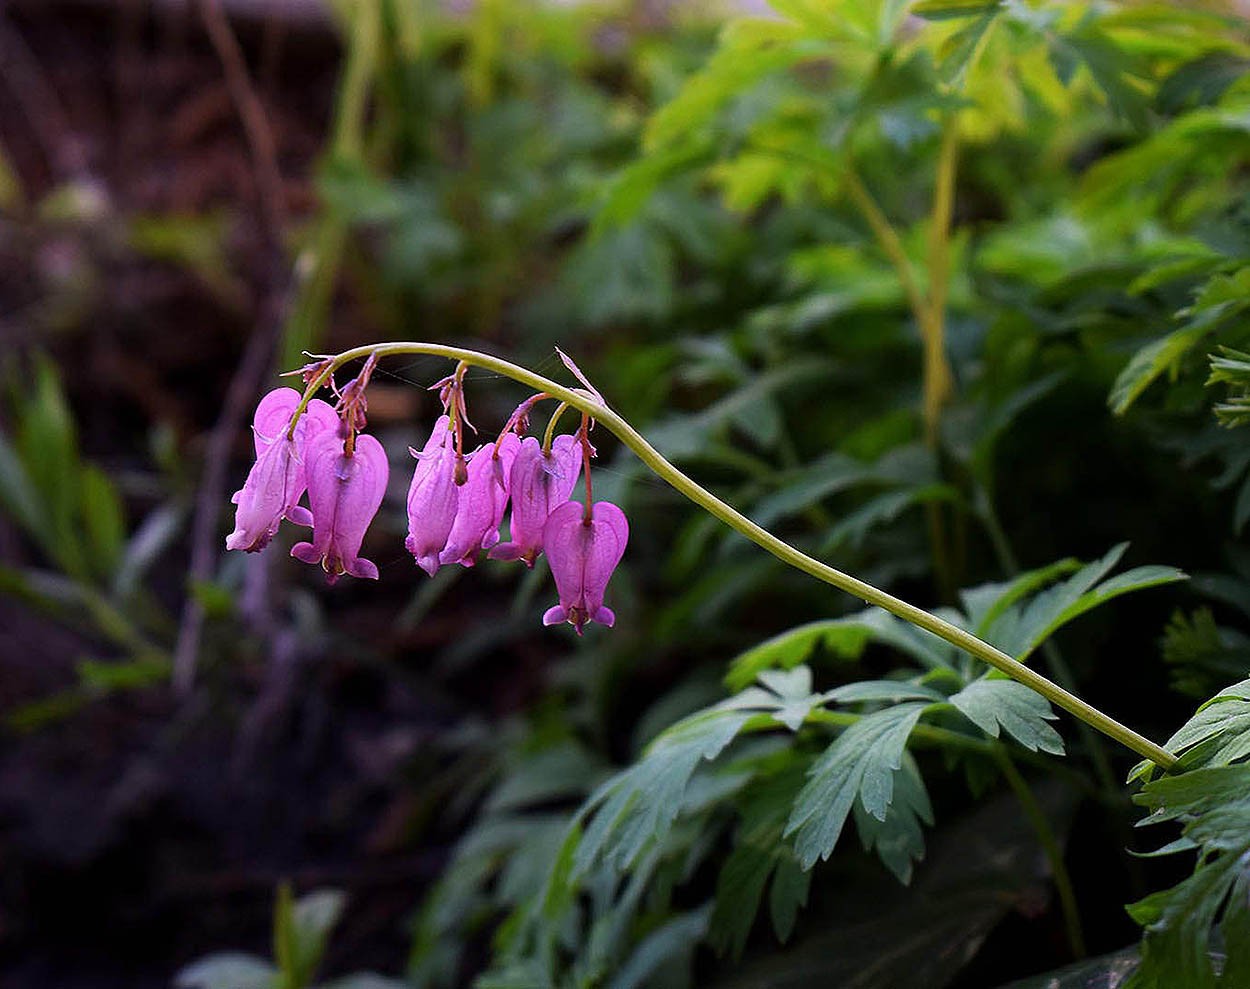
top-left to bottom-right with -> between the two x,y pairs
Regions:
289,342 -> 1179,772
993,744 -> 1087,959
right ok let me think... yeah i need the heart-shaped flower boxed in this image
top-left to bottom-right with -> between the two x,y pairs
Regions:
541,500 -> 628,635
291,430 -> 389,583
226,388 -> 338,552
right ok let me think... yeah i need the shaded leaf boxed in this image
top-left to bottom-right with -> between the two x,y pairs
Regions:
786,703 -> 927,869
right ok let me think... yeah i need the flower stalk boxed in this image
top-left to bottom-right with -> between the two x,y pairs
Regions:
289,342 -> 1180,772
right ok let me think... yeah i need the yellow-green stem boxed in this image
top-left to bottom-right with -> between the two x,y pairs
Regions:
288,343 -> 1179,772
543,401 -> 570,455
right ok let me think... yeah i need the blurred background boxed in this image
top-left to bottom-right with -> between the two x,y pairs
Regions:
2,1 -> 1250,987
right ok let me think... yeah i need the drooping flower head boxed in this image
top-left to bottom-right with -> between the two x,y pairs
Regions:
489,434 -> 581,567
405,414 -> 462,577
291,430 -> 389,583
440,432 -> 521,568
541,500 -> 628,635
226,388 -> 338,552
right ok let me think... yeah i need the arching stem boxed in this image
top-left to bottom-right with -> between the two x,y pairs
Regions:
286,343 -> 1179,772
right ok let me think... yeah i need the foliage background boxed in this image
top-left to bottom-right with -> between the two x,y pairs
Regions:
2,0 -> 1250,987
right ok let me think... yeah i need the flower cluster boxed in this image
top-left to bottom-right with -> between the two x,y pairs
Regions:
226,358 -> 627,634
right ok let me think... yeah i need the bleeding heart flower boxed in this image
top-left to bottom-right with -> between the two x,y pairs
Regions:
489,434 -> 580,567
226,388 -> 338,552
405,415 -> 462,577
541,500 -> 628,635
291,430 -> 389,583
440,433 -> 521,567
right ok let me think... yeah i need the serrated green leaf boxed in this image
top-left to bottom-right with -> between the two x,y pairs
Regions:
986,544 -> 1186,662
786,703 -> 927,869
950,678 -> 1064,754
1128,765 -> 1250,988
852,752 -> 933,883
574,707 -> 753,876
1131,679 -> 1250,784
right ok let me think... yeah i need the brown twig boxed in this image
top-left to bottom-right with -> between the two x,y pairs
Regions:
174,0 -> 292,693
197,0 -> 289,239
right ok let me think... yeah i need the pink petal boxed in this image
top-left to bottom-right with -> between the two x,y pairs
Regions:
405,416 -> 460,576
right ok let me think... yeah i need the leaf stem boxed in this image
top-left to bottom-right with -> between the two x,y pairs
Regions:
993,744 -> 1087,960
289,343 -> 1180,772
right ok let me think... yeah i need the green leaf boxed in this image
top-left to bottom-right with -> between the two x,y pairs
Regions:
726,608 -> 949,692
768,852 -> 811,944
1130,678 -> 1250,783
1128,765 -> 1250,988
785,703 -> 928,869
721,666 -> 831,731
911,0 -> 1001,20
574,706 -> 754,876
16,357 -> 87,577
608,908 -> 710,989
595,142 -> 713,232
950,678 -> 1065,754
1109,324 -> 1211,415
0,429 -> 43,536
80,464 -> 126,579
960,558 -> 1083,636
852,752 -> 933,883
986,544 -> 1186,662
175,953 -> 277,989
710,762 -> 809,958
274,885 -> 345,989
644,24 -> 825,152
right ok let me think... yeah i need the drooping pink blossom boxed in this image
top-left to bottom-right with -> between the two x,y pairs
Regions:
404,415 -> 462,577
290,430 -> 389,583
541,500 -> 628,635
226,388 -> 339,552
440,433 -> 521,567
489,434 -> 581,567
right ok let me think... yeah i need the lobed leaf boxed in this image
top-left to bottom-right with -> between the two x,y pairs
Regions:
785,702 -> 927,869
950,678 -> 1064,754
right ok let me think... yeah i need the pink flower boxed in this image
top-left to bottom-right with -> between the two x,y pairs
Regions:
489,435 -> 581,567
226,388 -> 338,552
291,431 -> 389,583
405,415 -> 461,577
541,500 -> 628,635
440,433 -> 521,567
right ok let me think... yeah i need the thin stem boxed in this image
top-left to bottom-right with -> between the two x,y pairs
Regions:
923,123 -> 958,444
543,401 -> 569,455
842,162 -> 956,596
579,415 -> 594,522
286,342 -> 1179,772
993,745 -> 1087,960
